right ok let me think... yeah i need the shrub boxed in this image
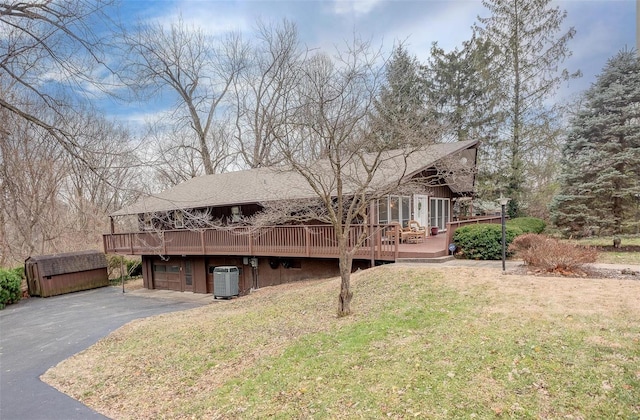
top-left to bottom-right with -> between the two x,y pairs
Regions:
507,217 -> 546,234
0,268 -> 22,309
107,255 -> 142,279
509,233 -> 598,273
453,224 -> 521,260
126,259 -> 142,277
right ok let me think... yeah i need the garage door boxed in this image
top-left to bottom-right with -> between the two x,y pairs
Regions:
152,263 -> 181,291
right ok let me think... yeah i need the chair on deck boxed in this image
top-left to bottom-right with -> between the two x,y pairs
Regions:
404,220 -> 427,243
387,222 -> 426,244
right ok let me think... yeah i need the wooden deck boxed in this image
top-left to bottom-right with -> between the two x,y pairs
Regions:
103,217 -> 502,262
397,233 -> 450,259
104,225 -> 400,261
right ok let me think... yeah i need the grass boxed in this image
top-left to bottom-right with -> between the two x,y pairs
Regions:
597,252 -> 640,265
571,235 -> 640,247
568,235 -> 640,265
43,266 -> 640,419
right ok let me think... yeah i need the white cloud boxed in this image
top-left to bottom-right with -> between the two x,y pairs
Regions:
332,0 -> 383,16
140,1 -> 250,36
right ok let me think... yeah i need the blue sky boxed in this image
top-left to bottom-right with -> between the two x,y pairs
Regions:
106,0 -> 636,125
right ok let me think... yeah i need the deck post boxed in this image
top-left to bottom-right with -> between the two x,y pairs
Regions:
305,227 -> 311,257
394,224 -> 399,260
369,202 -> 375,266
129,233 -> 133,255
200,230 -> 205,254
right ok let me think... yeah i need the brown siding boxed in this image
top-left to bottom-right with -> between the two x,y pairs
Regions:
193,259 -> 207,294
142,258 -> 152,289
36,268 -> 109,298
143,255 -> 370,295
24,251 -> 109,297
428,185 -> 455,199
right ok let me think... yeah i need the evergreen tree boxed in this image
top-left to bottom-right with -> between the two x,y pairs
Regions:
425,37 -> 500,144
474,0 -> 580,217
551,50 -> 640,236
372,44 -> 430,148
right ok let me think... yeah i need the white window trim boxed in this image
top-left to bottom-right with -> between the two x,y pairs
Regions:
377,195 -> 411,226
429,198 -> 450,231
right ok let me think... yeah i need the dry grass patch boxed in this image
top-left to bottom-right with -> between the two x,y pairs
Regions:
42,266 -> 640,419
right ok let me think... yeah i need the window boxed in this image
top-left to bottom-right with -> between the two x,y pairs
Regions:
401,196 -> 410,228
185,261 -> 192,286
142,213 -> 153,230
231,206 -> 242,222
174,211 -> 184,229
378,200 -> 388,224
429,198 -> 450,231
377,195 -> 411,226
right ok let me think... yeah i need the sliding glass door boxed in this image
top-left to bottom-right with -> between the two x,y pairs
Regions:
429,198 -> 450,231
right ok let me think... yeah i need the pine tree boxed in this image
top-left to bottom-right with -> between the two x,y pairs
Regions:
551,50 -> 640,236
425,37 -> 500,144
372,45 -> 430,148
474,0 -> 580,216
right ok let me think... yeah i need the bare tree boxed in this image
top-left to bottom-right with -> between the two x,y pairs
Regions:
62,109 -> 145,222
0,0 -> 117,159
0,97 -> 143,266
0,102 -> 69,263
263,38 -> 445,316
233,19 -> 306,168
121,17 -> 247,176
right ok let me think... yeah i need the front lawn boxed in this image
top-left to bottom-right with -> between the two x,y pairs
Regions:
43,266 -> 640,419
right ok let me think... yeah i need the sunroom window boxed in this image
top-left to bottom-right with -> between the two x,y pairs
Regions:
377,195 -> 411,227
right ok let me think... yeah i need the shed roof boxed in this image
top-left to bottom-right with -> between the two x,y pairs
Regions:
112,140 -> 478,217
25,250 -> 108,277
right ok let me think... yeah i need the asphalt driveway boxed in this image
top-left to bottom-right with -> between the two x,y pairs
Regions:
0,286 -> 207,420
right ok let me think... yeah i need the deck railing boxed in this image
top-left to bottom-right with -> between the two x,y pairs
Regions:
103,224 -> 400,261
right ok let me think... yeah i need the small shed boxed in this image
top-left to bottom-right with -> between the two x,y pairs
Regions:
24,251 -> 109,297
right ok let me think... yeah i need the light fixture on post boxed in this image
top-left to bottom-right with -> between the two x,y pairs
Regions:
498,195 -> 510,271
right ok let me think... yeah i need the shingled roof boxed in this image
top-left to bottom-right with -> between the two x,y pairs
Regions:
112,140 -> 478,217
25,251 -> 107,277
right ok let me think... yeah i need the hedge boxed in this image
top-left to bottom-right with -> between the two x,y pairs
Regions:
0,268 -> 22,309
453,224 -> 522,260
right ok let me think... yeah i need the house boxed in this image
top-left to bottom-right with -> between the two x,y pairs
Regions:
25,251 -> 109,297
104,140 -> 488,295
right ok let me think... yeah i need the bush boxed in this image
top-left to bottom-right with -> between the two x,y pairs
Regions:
107,255 -> 142,279
0,268 -> 22,309
509,233 -> 598,273
507,217 -> 546,234
126,259 -> 142,277
453,224 -> 521,260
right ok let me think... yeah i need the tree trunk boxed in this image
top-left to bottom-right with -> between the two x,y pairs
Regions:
337,239 -> 354,317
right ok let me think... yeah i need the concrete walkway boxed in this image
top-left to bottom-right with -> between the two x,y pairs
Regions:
0,286 -> 209,420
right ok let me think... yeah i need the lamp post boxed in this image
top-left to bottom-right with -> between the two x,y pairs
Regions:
498,195 -> 510,271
